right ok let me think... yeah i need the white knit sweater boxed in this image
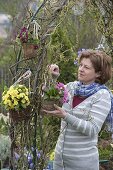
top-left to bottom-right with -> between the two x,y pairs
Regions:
54,81 -> 111,170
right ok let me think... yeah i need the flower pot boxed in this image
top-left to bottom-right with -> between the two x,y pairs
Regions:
42,99 -> 62,111
9,107 -> 31,123
22,43 -> 38,59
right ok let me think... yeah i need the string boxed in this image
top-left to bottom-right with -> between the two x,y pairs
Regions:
13,70 -> 32,86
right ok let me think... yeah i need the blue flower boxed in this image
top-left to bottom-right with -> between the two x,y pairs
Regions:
74,59 -> 78,65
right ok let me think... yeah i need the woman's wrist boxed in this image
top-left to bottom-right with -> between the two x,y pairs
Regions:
62,111 -> 68,118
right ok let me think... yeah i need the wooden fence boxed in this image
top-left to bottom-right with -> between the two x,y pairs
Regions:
0,66 -> 11,113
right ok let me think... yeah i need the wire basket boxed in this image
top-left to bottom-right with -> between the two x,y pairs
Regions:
42,99 -> 62,111
9,106 -> 31,123
22,43 -> 37,59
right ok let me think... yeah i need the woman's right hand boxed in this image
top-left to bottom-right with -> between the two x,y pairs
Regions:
48,64 -> 60,78
42,104 -> 67,118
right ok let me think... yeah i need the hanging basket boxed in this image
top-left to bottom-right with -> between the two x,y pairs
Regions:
42,99 -> 62,111
9,106 -> 31,123
22,43 -> 37,59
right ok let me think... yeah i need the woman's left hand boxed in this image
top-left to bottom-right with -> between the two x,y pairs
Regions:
48,64 -> 60,78
42,104 -> 67,118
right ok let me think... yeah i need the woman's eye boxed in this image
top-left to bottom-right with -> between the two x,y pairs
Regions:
85,66 -> 90,69
79,63 -> 91,69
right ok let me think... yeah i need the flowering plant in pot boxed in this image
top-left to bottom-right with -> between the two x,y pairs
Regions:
16,23 -> 40,59
42,82 -> 68,111
2,84 -> 31,122
18,27 -> 39,47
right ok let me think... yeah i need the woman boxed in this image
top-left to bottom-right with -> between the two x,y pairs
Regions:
43,50 -> 112,170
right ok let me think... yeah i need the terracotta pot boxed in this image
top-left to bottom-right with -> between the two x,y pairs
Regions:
22,43 -> 37,59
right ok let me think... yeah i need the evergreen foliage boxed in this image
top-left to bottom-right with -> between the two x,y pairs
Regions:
48,26 -> 77,83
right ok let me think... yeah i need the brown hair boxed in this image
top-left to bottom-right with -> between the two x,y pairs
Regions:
79,49 -> 112,84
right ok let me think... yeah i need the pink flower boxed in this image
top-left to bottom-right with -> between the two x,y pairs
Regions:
56,82 -> 68,104
56,82 -> 65,89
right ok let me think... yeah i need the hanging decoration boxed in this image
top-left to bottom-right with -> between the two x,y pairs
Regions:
17,20 -> 41,59
2,70 -> 32,123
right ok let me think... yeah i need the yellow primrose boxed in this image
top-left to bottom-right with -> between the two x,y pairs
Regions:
21,99 -> 26,103
9,86 -> 14,90
25,91 -> 29,95
16,94 -> 21,99
4,99 -> 9,105
2,94 -> 10,100
2,91 -> 6,96
8,101 -> 13,107
3,99 -> 8,104
11,96 -> 17,100
18,89 -> 22,92
26,101 -> 30,106
2,96 -> 7,101
8,90 -> 18,97
19,93 -> 25,98
2,84 -> 30,111
25,88 -> 28,92
9,104 -> 15,109
25,96 -> 29,101
13,100 -> 18,106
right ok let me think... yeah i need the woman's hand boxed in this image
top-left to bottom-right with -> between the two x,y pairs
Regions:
42,104 -> 67,118
48,64 -> 60,78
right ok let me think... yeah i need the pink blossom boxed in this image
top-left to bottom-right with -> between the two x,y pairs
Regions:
56,82 -> 65,90
56,82 -> 68,104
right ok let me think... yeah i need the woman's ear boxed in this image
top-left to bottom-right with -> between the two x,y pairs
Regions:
96,71 -> 101,78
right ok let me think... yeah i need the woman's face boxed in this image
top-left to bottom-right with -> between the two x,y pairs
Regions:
78,58 -> 100,85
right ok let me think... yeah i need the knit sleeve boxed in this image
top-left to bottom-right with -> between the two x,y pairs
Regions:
64,89 -> 111,137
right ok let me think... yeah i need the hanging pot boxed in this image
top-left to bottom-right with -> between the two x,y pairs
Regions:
22,43 -> 38,59
42,99 -> 62,111
9,106 -> 31,123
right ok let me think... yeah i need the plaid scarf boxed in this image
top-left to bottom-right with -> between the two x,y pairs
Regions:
74,81 -> 113,132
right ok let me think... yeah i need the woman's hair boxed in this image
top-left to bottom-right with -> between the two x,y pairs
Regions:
79,49 -> 112,84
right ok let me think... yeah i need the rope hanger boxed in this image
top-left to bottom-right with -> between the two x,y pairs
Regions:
13,70 -> 32,85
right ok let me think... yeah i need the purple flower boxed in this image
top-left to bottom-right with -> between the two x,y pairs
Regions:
74,59 -> 79,65
19,27 -> 28,43
77,51 -> 81,57
77,48 -> 86,57
28,153 -> 33,164
37,152 -> 41,159
74,48 -> 86,65
29,163 -> 34,169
